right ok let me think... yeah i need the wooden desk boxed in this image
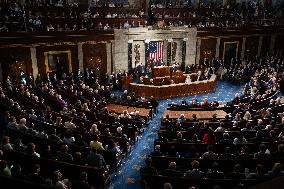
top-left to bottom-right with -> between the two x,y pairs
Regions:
153,66 -> 171,77
106,104 -> 151,118
163,109 -> 227,120
129,74 -> 217,100
121,75 -> 133,90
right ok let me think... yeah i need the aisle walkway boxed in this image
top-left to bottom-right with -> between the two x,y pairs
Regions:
108,81 -> 243,189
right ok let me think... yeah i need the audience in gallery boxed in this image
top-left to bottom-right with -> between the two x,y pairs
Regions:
0,0 -> 283,32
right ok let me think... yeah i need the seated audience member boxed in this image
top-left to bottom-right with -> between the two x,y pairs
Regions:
73,152 -> 84,165
266,163 -> 284,178
72,171 -> 92,189
12,138 -> 26,152
163,161 -> 183,177
0,160 -> 11,176
27,164 -> 46,184
241,122 -> 254,131
185,75 -> 192,84
105,139 -> 121,154
190,133 -> 201,143
188,99 -> 199,108
48,128 -> 63,143
163,183 -> 173,189
90,134 -> 105,151
219,147 -> 235,159
211,113 -> 218,122
230,121 -> 241,131
233,132 -> 247,144
73,133 -> 88,147
120,110 -> 132,119
7,116 -> 18,129
177,114 -> 186,123
201,97 -> 210,108
64,118 -> 76,129
62,129 -> 76,144
227,164 -> 246,179
184,160 -> 204,179
237,146 -> 253,159
41,145 -> 56,160
25,142 -> 40,157
86,148 -> 107,169
151,145 -> 164,156
140,157 -> 158,175
206,161 -> 224,179
219,132 -> 233,145
175,131 -> 185,142
202,145 -> 218,159
1,136 -> 13,150
188,113 -> 199,122
89,123 -> 101,136
273,144 -> 284,158
202,128 -> 216,144
254,144 -> 271,159
11,163 -> 28,180
51,170 -> 71,189
18,118 -> 28,131
115,126 -> 128,139
56,144 -> 73,163
246,164 -> 267,180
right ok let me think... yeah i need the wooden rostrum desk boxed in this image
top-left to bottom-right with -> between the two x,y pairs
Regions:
129,74 -> 217,100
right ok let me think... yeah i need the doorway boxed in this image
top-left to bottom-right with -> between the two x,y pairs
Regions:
223,42 -> 239,67
44,50 -> 72,77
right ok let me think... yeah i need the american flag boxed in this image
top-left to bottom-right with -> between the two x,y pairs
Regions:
148,41 -> 164,61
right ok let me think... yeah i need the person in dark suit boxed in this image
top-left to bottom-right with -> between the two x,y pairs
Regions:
163,161 -> 183,177
140,157 -> 158,175
0,112 -> 8,144
184,160 -> 204,179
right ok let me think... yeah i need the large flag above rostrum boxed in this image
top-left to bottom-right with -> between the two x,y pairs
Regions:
148,41 -> 164,61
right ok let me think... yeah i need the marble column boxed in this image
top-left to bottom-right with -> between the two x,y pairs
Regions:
111,42 -> 115,73
196,38 -> 201,64
215,37 -> 221,58
0,62 -> 3,81
30,46 -> 38,79
164,39 -> 168,65
164,39 -> 173,66
270,34 -> 276,53
78,43 -> 84,71
176,39 -> 182,65
106,42 -> 112,74
241,37 -> 246,59
257,36 -> 263,57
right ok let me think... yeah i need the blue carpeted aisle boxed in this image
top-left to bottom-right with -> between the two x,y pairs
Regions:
108,81 -> 243,189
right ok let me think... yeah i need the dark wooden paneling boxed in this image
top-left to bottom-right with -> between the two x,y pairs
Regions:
220,37 -> 243,60
244,36 -> 259,60
82,43 -> 107,76
275,34 -> 284,51
197,26 -> 284,38
0,31 -> 114,46
200,38 -> 217,62
36,45 -> 78,76
261,35 -> 271,56
0,47 -> 32,81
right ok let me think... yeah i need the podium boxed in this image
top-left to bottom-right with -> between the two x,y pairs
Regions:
121,75 -> 132,90
152,66 -> 171,77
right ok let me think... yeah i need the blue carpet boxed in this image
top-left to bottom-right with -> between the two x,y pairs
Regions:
108,81 -> 243,189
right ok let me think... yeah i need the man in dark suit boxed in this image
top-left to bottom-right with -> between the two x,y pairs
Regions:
0,112 -> 8,144
140,157 -> 158,175
184,160 -> 204,179
163,161 -> 183,177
